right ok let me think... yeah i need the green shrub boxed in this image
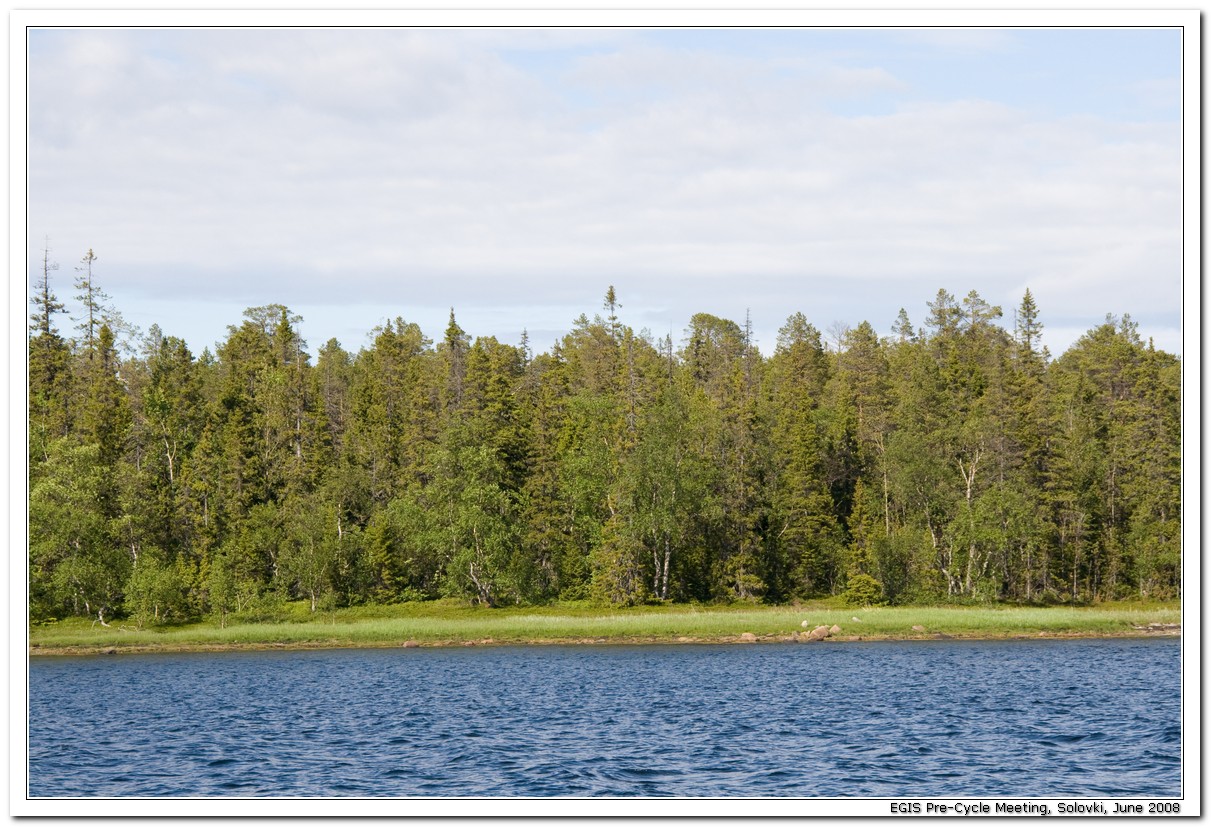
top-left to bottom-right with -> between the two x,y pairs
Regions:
842,573 -> 885,607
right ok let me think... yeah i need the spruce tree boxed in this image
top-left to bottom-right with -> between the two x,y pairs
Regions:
29,243 -> 73,450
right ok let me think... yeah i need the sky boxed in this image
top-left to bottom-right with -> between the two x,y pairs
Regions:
25,24 -> 1186,359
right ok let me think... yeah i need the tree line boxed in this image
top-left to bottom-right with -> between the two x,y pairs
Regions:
28,251 -> 1182,626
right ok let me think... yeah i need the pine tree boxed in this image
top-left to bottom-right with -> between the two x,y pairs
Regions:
29,243 -> 73,452
23,281 -> 1187,613
603,285 -> 621,342
891,308 -> 916,343
81,324 -> 131,469
31,241 -> 65,338
762,314 -> 845,599
1014,288 -> 1044,360
73,249 -> 103,354
442,309 -> 471,414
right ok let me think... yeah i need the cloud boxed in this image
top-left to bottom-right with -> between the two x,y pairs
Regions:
1123,76 -> 1181,113
27,28 -> 1183,359
888,27 -> 1020,54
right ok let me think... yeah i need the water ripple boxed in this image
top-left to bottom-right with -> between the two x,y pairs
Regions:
29,638 -> 1180,798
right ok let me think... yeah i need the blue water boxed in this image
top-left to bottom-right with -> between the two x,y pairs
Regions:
27,638 -> 1180,798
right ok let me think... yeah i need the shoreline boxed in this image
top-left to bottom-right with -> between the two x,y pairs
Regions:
28,626 -> 1180,657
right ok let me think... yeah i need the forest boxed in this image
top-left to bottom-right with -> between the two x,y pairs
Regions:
28,250 -> 1182,627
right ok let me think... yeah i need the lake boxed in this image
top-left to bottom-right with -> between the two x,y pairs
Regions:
27,637 -> 1180,798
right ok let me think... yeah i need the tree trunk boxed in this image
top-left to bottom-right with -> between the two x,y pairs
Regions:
877,434 -> 890,536
661,535 -> 671,600
468,560 -> 494,607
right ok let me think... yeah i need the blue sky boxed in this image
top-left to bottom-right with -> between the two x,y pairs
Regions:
636,27 -> 1181,119
26,24 -> 1185,358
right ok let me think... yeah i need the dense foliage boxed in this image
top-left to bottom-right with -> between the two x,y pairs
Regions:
28,254 -> 1182,625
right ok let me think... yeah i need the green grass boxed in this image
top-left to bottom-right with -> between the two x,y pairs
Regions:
28,600 -> 1181,654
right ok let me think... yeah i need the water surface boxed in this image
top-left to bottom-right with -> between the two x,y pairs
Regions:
28,638 -> 1180,798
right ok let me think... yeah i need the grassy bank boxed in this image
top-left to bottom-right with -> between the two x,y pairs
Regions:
28,600 -> 1181,656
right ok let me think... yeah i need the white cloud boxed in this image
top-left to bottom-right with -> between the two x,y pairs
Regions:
27,28 -> 1183,357
888,27 -> 1020,54
1123,76 -> 1181,113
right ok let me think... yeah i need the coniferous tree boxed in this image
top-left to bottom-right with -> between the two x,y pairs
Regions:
71,249 -> 137,355
25,283 -> 1184,618
763,314 -> 845,598
73,249 -> 103,354
29,243 -> 73,454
